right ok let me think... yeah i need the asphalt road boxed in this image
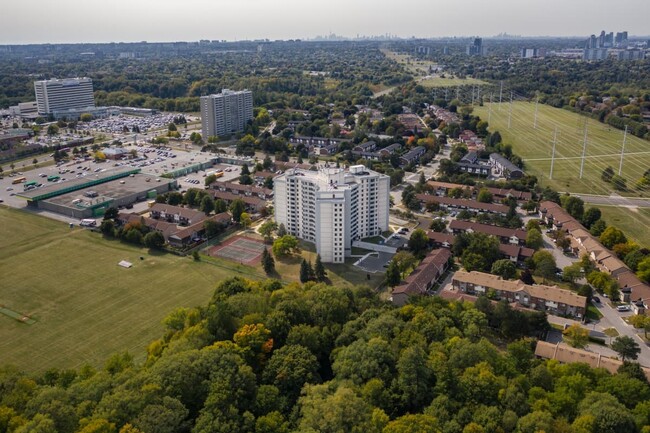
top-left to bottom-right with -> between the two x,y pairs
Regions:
569,193 -> 650,208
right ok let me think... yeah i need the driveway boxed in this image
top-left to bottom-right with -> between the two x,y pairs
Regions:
592,300 -> 650,366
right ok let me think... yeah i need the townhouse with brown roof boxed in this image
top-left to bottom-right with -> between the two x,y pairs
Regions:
535,341 -> 650,381
210,190 -> 267,213
425,230 -> 533,264
425,181 -> 532,203
150,203 -> 206,226
118,211 -> 231,248
391,248 -> 452,306
452,270 -> 587,319
539,200 -> 650,313
449,219 -> 527,246
211,181 -> 273,200
417,194 -> 509,215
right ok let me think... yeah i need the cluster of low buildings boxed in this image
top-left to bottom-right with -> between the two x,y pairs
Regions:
416,193 -> 510,215
539,201 -> 650,313
118,203 -> 231,248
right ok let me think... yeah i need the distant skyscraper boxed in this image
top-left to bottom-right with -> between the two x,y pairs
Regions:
466,38 -> 486,56
34,77 -> 95,116
200,89 -> 253,141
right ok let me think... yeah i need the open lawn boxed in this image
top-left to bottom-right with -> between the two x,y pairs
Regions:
418,76 -> 488,88
473,102 -> 650,197
596,206 -> 650,247
0,206 -> 259,372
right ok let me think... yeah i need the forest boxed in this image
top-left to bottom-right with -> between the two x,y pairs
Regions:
1,277 -> 649,433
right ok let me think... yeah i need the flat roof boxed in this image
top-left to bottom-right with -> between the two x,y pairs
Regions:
17,167 -> 140,201
44,173 -> 175,211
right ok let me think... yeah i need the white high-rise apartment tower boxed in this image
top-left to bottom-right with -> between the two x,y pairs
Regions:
274,165 -> 390,263
34,77 -> 95,116
200,89 -> 253,141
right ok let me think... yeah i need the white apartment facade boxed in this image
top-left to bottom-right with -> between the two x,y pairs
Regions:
34,77 -> 95,116
274,165 -> 390,263
200,89 -> 253,140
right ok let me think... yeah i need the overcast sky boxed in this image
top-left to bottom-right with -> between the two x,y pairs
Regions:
2,0 -> 649,44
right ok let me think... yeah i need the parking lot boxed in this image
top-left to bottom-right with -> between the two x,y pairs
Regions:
0,145 -> 247,214
76,113 -> 199,135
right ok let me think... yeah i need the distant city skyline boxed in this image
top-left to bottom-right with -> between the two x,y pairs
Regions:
2,0 -> 649,45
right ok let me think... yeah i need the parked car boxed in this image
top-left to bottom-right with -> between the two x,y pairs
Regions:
616,305 -> 630,312
592,296 -> 601,303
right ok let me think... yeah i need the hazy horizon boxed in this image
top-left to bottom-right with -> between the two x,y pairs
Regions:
2,0 -> 649,45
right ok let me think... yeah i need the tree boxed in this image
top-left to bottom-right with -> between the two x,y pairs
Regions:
300,259 -> 314,283
214,199 -> 227,214
46,124 -> 59,136
429,219 -> 446,232
629,314 -> 650,338
386,260 -> 401,287
259,220 -> 278,242
491,259 -> 516,280
314,254 -> 326,281
100,219 -> 116,237
611,175 -> 627,191
532,250 -> 557,282
277,223 -> 287,237
166,192 -> 183,206
144,231 -> 165,249
261,248 -> 275,275
272,235 -> 298,257
460,233 -> 501,273
205,174 -> 217,186
562,196 -> 585,221
229,199 -> 246,222
600,226 -> 627,249
263,345 -> 320,402
525,228 -> 543,250
408,229 -> 429,257
601,166 -> 615,182
104,207 -> 119,220
168,123 -> 177,132
562,263 -> 583,285
611,336 -> 641,362
590,219 -> 607,236
563,324 -> 589,348
204,220 -> 224,239
199,195 -> 215,215
637,256 -> 650,283
392,251 -> 417,278
476,188 -> 493,203
582,207 -> 602,229
240,212 -> 252,229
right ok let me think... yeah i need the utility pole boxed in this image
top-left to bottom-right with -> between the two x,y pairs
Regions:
477,86 -> 481,104
533,96 -> 539,129
508,92 -> 513,129
618,125 -> 628,175
579,125 -> 588,179
550,128 -> 558,179
445,88 -> 448,100
455,87 -> 459,101
498,81 -> 503,110
488,93 -> 493,124
471,86 -> 475,105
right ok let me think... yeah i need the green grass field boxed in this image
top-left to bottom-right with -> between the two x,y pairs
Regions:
0,206 -> 263,372
0,207 -> 382,372
418,76 -> 488,88
473,102 -> 650,197
596,206 -> 650,247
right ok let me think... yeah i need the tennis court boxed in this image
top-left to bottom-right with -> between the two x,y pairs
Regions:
208,236 -> 266,265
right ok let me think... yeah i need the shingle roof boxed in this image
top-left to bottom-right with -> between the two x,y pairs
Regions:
453,270 -> 587,308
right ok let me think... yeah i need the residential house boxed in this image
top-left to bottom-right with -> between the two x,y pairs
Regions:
211,181 -> 273,200
417,194 -> 509,215
211,190 -> 267,213
378,143 -> 402,157
391,249 -> 452,306
353,141 -> 377,153
400,146 -> 426,167
452,270 -> 587,319
535,341 -> 650,381
489,153 -> 524,179
448,220 -> 527,245
150,203 -> 206,226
